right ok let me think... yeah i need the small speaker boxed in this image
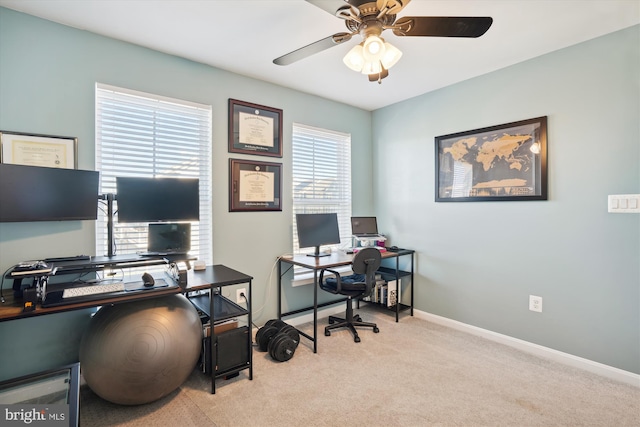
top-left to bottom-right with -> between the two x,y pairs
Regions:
22,287 -> 37,312
176,262 -> 188,290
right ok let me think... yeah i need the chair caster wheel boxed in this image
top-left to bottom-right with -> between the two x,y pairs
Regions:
354,336 -> 361,343
354,315 -> 362,322
373,327 -> 380,333
325,330 -> 331,336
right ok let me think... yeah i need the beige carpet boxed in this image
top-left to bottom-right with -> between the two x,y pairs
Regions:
80,307 -> 640,426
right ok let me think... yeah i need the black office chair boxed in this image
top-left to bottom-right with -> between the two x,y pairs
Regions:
319,247 -> 381,343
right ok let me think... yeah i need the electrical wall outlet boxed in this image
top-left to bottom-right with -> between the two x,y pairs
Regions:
529,295 -> 543,312
236,288 -> 247,304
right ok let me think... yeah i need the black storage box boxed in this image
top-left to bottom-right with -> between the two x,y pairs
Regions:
202,326 -> 250,375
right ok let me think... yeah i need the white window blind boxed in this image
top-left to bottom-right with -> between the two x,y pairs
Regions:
292,123 -> 352,255
95,83 -> 212,264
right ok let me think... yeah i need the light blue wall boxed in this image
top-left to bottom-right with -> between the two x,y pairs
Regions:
1,6 -> 638,380
0,8 -> 372,381
372,25 -> 640,374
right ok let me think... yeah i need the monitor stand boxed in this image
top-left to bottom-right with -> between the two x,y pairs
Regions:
307,246 -> 330,257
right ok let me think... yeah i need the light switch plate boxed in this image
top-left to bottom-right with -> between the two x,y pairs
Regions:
608,194 -> 640,213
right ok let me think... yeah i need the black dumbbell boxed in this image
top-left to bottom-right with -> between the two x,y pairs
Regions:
255,319 -> 286,352
267,323 -> 300,362
256,319 -> 300,361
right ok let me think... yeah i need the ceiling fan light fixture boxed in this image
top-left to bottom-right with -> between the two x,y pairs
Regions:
380,41 -> 402,69
361,60 -> 383,75
343,43 -> 365,72
362,35 -> 386,61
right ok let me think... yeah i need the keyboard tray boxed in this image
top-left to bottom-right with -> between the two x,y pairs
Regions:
42,278 -> 173,307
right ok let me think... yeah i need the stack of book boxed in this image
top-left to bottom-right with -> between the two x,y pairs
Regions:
362,276 -> 398,307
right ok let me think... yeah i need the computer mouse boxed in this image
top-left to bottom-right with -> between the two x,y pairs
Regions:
141,272 -> 155,287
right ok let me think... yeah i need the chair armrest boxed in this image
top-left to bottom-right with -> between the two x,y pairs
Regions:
319,268 -> 343,292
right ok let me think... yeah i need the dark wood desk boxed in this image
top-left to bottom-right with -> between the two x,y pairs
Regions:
0,262 -> 253,395
277,248 -> 414,353
0,253 -> 193,321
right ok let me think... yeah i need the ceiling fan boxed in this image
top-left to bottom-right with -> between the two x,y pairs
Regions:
273,0 -> 493,83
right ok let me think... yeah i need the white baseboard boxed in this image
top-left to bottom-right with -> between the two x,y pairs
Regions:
415,310 -> 640,388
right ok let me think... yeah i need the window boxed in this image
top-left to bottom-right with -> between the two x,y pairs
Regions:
95,83 -> 212,263
292,123 -> 352,255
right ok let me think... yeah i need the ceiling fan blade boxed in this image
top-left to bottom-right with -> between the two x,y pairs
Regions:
392,16 -> 493,38
273,33 -> 353,66
305,0 -> 371,16
376,0 -> 411,16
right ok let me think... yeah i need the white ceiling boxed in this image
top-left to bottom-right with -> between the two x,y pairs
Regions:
1,0 -> 638,111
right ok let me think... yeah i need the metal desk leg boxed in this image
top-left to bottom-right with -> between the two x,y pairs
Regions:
410,253 -> 414,316
248,280 -> 253,380
313,269 -> 318,353
209,288 -> 216,394
395,256 -> 400,323
277,259 -> 282,319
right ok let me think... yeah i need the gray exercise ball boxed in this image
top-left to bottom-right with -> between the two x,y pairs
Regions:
79,294 -> 202,405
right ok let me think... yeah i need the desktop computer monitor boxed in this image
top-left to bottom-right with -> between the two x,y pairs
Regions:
116,177 -> 199,223
296,213 -> 341,257
0,163 -> 99,222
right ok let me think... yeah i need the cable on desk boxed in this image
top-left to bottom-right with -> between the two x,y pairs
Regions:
0,264 -> 23,304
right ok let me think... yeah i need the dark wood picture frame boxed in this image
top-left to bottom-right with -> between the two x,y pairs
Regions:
228,99 -> 283,157
435,116 -> 548,202
229,158 -> 282,212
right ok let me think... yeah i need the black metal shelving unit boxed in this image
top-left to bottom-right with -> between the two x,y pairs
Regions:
185,265 -> 253,394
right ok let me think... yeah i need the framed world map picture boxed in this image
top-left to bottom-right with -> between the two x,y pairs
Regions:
435,116 -> 548,202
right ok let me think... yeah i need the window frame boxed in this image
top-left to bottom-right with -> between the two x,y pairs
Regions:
291,123 -> 352,259
94,83 -> 212,265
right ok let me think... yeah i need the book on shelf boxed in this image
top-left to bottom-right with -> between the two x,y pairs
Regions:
203,319 -> 238,337
387,280 -> 397,307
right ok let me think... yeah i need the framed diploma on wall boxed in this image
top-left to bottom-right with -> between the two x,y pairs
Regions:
229,158 -> 282,212
0,131 -> 78,169
228,99 -> 283,158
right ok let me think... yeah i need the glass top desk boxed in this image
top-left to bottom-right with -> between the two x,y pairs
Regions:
277,248 -> 414,353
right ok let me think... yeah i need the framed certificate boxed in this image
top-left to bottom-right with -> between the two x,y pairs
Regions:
228,99 -> 283,158
0,131 -> 78,169
229,158 -> 282,212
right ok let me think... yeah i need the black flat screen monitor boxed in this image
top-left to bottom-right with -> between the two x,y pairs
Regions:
116,177 -> 199,223
146,222 -> 191,254
0,163 -> 99,222
296,213 -> 341,257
